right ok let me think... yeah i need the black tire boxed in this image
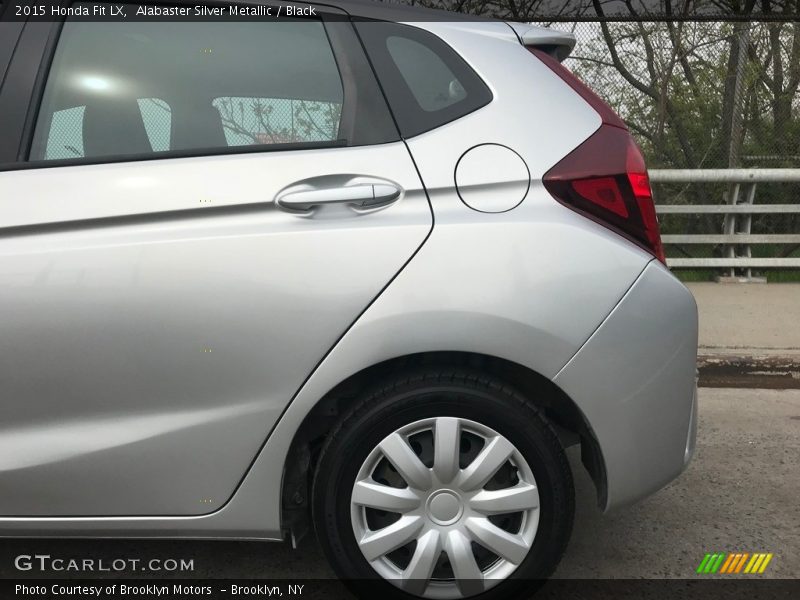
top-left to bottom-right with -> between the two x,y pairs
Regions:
312,368 -> 574,600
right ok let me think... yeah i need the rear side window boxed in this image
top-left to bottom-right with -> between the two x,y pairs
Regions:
356,21 -> 492,138
27,3 -> 395,163
385,36 -> 467,111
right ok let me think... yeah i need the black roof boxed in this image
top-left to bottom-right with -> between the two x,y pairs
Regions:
320,0 -> 493,22
164,0 -> 496,22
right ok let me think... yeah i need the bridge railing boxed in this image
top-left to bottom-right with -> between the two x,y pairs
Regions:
649,169 -> 800,278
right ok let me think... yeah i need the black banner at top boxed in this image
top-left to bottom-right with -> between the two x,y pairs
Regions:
1,0 -> 799,22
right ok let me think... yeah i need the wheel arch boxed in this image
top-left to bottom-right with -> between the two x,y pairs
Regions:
280,350 -> 607,541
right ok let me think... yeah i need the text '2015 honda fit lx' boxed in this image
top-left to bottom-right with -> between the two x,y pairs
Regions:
0,1 -> 698,597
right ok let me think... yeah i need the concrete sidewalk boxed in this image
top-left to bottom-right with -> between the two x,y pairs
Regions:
687,282 -> 800,353
686,282 -> 800,388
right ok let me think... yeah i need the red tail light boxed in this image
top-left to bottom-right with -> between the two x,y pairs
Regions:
529,48 -> 665,264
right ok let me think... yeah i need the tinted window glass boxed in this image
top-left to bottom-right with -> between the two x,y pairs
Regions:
43,98 -> 171,159
356,21 -> 492,138
30,5 -> 345,161
386,36 -> 466,112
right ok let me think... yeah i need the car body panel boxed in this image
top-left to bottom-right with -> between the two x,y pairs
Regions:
0,144 -> 431,516
0,201 -> 670,536
403,21 -> 600,188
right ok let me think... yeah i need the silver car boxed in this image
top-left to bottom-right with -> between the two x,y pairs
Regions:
0,1 -> 697,598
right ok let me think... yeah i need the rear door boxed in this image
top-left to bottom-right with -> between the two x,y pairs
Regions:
0,3 -> 431,517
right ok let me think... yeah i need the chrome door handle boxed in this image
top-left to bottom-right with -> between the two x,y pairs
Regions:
275,183 -> 401,212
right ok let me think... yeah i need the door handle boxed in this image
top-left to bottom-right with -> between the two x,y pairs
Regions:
275,183 -> 401,212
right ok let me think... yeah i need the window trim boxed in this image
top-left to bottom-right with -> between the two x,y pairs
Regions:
0,20 -> 57,164
23,16 -> 73,163
0,21 -> 25,91
0,1 -> 380,171
0,139 -> 350,172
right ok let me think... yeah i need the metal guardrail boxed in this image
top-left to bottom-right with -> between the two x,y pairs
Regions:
649,169 -> 800,275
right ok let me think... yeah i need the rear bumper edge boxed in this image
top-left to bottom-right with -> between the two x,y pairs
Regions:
554,261 -> 699,511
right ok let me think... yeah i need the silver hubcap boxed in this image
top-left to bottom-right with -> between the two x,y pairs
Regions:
350,417 -> 540,599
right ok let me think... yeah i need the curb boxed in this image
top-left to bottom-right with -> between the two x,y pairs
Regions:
698,352 -> 800,389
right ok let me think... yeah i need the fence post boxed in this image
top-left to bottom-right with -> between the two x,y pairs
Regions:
721,181 -> 759,281
722,183 -> 740,278
739,183 -> 757,280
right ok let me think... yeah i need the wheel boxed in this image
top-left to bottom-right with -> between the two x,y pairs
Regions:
312,369 -> 574,599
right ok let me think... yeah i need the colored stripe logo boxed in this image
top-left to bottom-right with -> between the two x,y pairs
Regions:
696,552 -> 773,574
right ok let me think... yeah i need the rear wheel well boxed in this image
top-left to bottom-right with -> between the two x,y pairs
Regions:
281,351 -> 606,543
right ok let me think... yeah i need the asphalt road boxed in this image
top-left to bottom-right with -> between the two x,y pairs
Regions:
2,388 -> 798,581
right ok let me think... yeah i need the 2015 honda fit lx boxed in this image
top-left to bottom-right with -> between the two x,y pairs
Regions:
0,1 -> 697,598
